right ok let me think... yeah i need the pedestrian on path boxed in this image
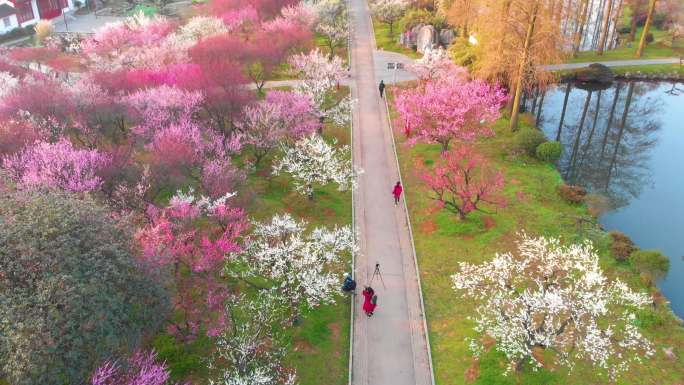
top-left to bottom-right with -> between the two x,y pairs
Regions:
392,181 -> 403,205
379,80 -> 385,98
362,286 -> 377,317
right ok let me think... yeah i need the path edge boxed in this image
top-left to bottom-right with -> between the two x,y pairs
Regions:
368,11 -> 437,385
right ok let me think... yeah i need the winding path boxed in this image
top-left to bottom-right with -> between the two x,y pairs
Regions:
349,0 -> 433,385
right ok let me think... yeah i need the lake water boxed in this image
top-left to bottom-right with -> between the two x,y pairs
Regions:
529,81 -> 684,319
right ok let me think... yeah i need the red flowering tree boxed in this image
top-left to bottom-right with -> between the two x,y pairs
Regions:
419,145 -> 505,220
137,190 -> 247,341
394,76 -> 507,152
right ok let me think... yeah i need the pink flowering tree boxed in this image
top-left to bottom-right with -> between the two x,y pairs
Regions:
394,77 -> 507,152
237,90 -> 319,165
125,86 -> 204,137
419,145 -> 505,220
136,189 -> 247,342
201,157 -> 246,198
407,47 -> 465,81
91,350 -> 184,385
2,139 -> 110,192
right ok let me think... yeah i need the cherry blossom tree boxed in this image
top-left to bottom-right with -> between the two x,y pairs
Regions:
125,85 -> 204,137
314,0 -> 349,57
91,350 -> 182,385
272,134 -> 356,200
237,90 -> 319,165
394,76 -> 507,152
289,49 -> 352,129
232,213 -> 355,321
369,0 -> 407,34
201,157 -> 246,198
137,189 -> 247,341
281,2 -> 317,28
419,145 -> 504,220
407,47 -> 465,81
452,234 -> 655,378
2,139 -> 110,192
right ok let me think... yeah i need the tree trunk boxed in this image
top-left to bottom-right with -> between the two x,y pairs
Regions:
573,0 -> 591,55
510,1 -> 540,131
556,83 -> 572,141
628,0 -> 643,41
606,82 -> 634,188
597,0 -> 614,54
536,90 -> 546,127
635,0 -> 657,58
609,0 -> 624,49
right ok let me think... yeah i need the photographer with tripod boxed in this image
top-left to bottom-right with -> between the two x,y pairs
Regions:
362,263 -> 384,317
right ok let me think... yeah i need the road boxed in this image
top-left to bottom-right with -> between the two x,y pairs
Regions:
348,0 -> 433,385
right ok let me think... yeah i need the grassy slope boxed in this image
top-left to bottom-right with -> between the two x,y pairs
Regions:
154,90 -> 352,385
386,89 -> 684,385
570,27 -> 684,63
372,18 -> 422,59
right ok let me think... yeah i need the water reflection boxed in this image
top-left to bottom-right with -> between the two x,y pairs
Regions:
529,81 -> 684,319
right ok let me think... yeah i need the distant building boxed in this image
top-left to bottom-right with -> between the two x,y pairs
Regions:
0,0 -> 76,34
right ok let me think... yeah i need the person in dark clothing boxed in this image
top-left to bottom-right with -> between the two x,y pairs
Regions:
379,80 -> 385,98
342,273 -> 356,293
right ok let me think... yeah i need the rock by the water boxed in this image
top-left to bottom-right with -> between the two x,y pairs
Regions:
569,63 -> 615,91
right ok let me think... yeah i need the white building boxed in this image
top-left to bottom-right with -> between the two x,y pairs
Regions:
0,0 -> 75,35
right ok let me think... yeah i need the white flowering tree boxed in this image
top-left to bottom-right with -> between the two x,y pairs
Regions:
232,213 -> 355,322
314,0 -> 349,57
289,49 -> 352,129
452,234 -> 654,379
407,47 -> 464,81
209,290 -> 296,385
0,72 -> 19,99
272,134 -> 356,200
370,0 -> 407,34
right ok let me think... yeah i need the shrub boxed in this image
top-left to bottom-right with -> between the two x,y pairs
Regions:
0,190 -> 170,385
558,184 -> 586,204
609,231 -> 636,261
448,38 -> 476,67
535,141 -> 562,162
645,32 -> 654,43
514,128 -> 547,156
399,8 -> 446,32
631,249 -> 670,279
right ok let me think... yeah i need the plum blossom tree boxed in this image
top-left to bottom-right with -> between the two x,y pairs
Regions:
407,47 -> 465,81
0,71 -> 18,98
209,290 -> 296,385
314,0 -> 349,57
394,76 -> 507,152
201,157 -> 246,198
91,350 -> 182,385
369,0 -> 407,34
272,134 -> 356,200
233,213 -> 355,320
452,234 -> 655,378
289,49 -> 352,128
419,145 -> 504,220
136,189 -> 247,341
237,90 -> 319,165
2,139 -> 110,192
281,2 -> 317,28
125,85 -> 204,137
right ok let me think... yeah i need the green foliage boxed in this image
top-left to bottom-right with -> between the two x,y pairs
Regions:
448,38 -> 476,67
152,333 -> 211,381
535,141 -> 562,162
399,8 -> 446,32
630,249 -> 670,278
514,128 -> 547,156
0,190 -> 170,385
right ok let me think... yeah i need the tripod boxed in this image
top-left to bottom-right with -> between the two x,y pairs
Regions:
369,262 -> 385,289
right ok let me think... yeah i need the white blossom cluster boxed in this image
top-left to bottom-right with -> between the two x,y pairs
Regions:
369,0 -> 407,27
313,0 -> 349,49
289,49 -> 352,127
272,134 -> 357,198
0,72 -> 18,99
236,213 -> 356,310
209,290 -> 296,385
169,187 -> 237,214
451,233 -> 654,378
407,47 -> 464,80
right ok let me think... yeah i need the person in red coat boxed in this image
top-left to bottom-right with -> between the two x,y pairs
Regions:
392,181 -> 403,205
362,286 -> 377,317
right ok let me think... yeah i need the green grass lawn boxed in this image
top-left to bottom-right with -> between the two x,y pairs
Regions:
611,63 -> 684,76
570,27 -> 684,63
386,89 -> 684,385
371,18 -> 422,59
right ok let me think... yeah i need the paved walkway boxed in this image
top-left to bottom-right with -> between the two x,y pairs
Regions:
544,57 -> 682,71
349,0 -> 433,385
